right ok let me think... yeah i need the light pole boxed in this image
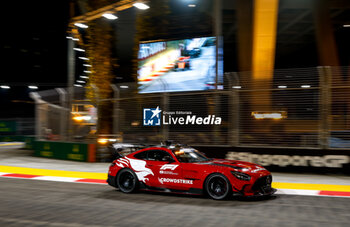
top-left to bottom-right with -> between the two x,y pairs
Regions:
111,84 -> 120,135
67,36 -> 75,140
214,0 -> 222,90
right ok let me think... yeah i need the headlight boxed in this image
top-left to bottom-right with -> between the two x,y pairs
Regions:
231,171 -> 251,181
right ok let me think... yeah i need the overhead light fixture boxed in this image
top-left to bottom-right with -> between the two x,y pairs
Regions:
278,85 -> 287,89
73,48 -> 85,52
79,57 -> 89,60
120,85 -> 129,89
72,38 -> 79,41
74,84 -> 83,87
66,36 -> 73,40
28,85 -> 38,89
343,25 -> 350,28
77,80 -> 86,83
188,4 -> 196,7
102,13 -> 118,20
0,85 -> 10,89
133,2 -> 150,10
84,71 -> 92,73
73,115 -> 92,122
83,64 -> 92,67
232,86 -> 241,89
98,138 -> 108,144
301,85 -> 311,88
80,76 -> 89,79
74,23 -> 88,28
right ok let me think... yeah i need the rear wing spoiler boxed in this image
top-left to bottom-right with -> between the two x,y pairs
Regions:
108,141 -> 193,160
108,143 -> 147,159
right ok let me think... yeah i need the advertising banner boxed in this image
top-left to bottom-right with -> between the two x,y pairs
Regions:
34,141 -> 96,162
189,146 -> 350,174
0,121 -> 17,133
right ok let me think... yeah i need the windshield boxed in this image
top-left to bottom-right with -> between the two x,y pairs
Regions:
173,148 -> 210,163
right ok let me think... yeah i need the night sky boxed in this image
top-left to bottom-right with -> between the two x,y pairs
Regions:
1,0 -> 69,85
1,0 -> 69,117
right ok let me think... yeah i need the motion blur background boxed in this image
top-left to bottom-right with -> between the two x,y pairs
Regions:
1,2 -> 350,226
1,0 -> 350,157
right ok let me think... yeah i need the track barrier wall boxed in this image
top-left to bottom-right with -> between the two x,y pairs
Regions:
34,141 -> 96,162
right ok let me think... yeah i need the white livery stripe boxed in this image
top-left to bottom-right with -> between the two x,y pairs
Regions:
34,176 -> 82,182
276,189 -> 319,196
118,160 -> 128,165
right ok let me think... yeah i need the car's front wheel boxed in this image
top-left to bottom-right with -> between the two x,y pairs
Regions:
116,168 -> 138,193
205,173 -> 232,200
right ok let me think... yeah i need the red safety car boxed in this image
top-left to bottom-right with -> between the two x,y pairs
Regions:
107,144 -> 276,200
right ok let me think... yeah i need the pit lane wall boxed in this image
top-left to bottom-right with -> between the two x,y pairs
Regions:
0,135 -> 35,149
29,141 -> 350,172
33,141 -> 96,162
194,146 -> 350,174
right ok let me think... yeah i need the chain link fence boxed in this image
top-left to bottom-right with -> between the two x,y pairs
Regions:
31,66 -> 350,149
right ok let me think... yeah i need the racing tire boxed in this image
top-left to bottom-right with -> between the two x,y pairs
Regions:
116,168 -> 139,193
204,173 -> 232,200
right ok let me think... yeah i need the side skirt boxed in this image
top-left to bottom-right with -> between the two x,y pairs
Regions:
139,182 -> 203,195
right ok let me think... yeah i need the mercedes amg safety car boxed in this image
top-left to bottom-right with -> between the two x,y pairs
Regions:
107,144 -> 276,200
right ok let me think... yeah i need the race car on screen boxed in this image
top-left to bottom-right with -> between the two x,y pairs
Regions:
107,144 -> 276,200
173,57 -> 191,71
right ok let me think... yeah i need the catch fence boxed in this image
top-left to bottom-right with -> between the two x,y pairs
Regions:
31,66 -> 350,149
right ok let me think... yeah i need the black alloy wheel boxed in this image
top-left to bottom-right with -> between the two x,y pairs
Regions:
205,173 -> 231,200
116,169 -> 138,193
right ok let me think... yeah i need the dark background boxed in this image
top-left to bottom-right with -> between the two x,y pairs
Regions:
0,0 -> 349,118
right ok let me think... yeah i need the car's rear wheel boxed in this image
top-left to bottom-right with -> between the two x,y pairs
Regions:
116,168 -> 138,193
205,173 -> 231,200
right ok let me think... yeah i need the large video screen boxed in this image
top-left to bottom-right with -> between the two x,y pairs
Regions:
137,37 -> 223,93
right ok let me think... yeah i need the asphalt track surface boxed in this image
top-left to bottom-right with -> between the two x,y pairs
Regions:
1,178 -> 349,227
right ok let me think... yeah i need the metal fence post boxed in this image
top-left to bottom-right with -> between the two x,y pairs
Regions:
318,66 -> 331,149
214,92 -> 221,144
30,92 -> 42,140
56,88 -> 67,141
91,85 -> 100,135
160,79 -> 169,141
226,72 -> 240,147
232,72 -> 240,146
225,72 -> 240,146
67,38 -> 75,141
162,92 -> 169,141
111,84 -> 120,135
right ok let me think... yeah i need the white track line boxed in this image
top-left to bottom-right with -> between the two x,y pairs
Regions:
34,176 -> 82,182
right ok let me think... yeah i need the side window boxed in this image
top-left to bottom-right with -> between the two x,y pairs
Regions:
134,151 -> 147,160
147,150 -> 174,162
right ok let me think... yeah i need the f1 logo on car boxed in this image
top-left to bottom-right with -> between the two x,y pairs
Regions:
160,164 -> 178,170
143,106 -> 162,126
